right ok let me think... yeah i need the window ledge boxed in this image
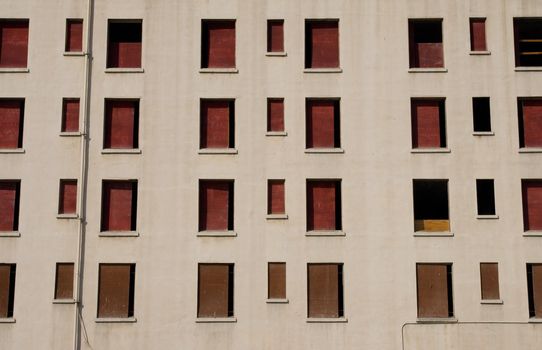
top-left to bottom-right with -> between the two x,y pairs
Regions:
413,232 -> 454,237
95,317 -> 137,323
0,231 -> 20,238
411,148 -> 450,154
197,231 -> 237,237
515,67 -> 542,72
63,52 -> 85,57
523,231 -> 542,237
266,298 -> 289,304
198,148 -> 238,155
528,318 -> 542,323
56,213 -> 79,220
408,68 -> 448,73
199,68 -> 238,74
306,230 -> 345,237
196,317 -> 237,323
266,52 -> 287,57
0,318 -> 16,323
417,317 -> 457,324
481,299 -> 503,305
53,299 -> 76,304
101,148 -> 142,154
303,68 -> 342,73
266,131 -> 287,137
476,214 -> 499,220
473,131 -> 494,136
306,317 -> 348,323
105,67 -> 144,73
305,148 -> 344,154
469,51 -> 491,55
0,68 -> 29,73
59,132 -> 82,137
0,148 -> 25,154
99,231 -> 139,237
266,214 -> 288,220
519,148 -> 542,153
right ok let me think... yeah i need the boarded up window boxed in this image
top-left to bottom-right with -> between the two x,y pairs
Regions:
473,97 -> 491,132
107,21 -> 142,68
305,20 -> 339,68
58,179 -> 77,215
307,180 -> 341,231
97,264 -> 135,318
61,99 -> 80,133
101,180 -> 137,232
514,18 -> 542,67
307,264 -> 343,318
413,180 -> 450,232
528,264 -> 542,318
470,18 -> 487,52
480,263 -> 500,300
409,19 -> 444,68
267,20 -> 284,53
0,264 -> 15,318
518,99 -> 542,148
0,20 -> 29,68
476,179 -> 496,216
306,99 -> 340,148
199,180 -> 233,231
198,264 -> 234,317
411,99 -> 446,148
0,181 -> 20,232
267,98 -> 284,132
104,99 -> 139,149
416,263 -> 453,318
65,19 -> 83,52
0,99 -> 24,149
200,99 -> 234,149
201,20 -> 235,68
268,263 -> 286,299
522,180 -> 542,231
54,263 -> 74,300
268,180 -> 285,215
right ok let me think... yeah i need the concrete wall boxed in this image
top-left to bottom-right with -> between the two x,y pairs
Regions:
0,0 -> 541,349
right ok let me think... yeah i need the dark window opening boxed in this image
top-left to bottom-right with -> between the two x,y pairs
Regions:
409,19 -> 444,68
476,179 -> 496,216
413,180 -> 449,232
514,18 -> 542,67
107,21 -> 142,68
473,97 -> 492,132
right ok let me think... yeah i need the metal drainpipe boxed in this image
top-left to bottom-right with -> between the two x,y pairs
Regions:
73,0 -> 94,349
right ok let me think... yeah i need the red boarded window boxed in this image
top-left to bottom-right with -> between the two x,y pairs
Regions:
519,99 -> 542,148
307,263 -> 343,318
58,180 -> 77,215
65,19 -> 83,52
268,180 -> 285,215
0,181 -> 20,232
306,99 -> 340,148
0,264 -> 16,318
411,99 -> 446,148
305,20 -> 339,68
307,180 -> 341,231
527,264 -> 542,318
97,264 -> 135,318
0,20 -> 29,68
470,18 -> 487,52
101,180 -> 137,232
198,264 -> 234,318
409,19 -> 444,68
0,99 -> 24,149
201,20 -> 236,68
200,100 -> 234,149
104,99 -> 139,149
267,98 -> 284,132
267,20 -> 284,53
61,98 -> 80,133
199,180 -> 233,231
522,180 -> 542,231
107,21 -> 142,68
416,263 -> 453,318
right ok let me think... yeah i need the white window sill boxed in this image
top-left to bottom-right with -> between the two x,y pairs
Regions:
101,149 -> 142,154
408,68 -> 448,73
476,214 -> 498,220
528,318 -> 542,323
196,317 -> 237,323
306,230 -> 345,237
515,67 -> 542,72
306,317 -> 348,323
95,317 -> 137,323
519,148 -> 542,153
470,51 -> 491,55
199,68 -> 238,74
56,213 -> 79,220
303,68 -> 342,73
0,68 -> 29,73
99,231 -> 139,237
0,318 -> 16,323
197,231 -> 237,237
266,131 -> 287,137
198,148 -> 238,155
481,299 -> 503,305
63,52 -> 85,57
53,299 -> 76,304
266,214 -> 288,220
411,148 -> 450,154
105,68 -> 144,73
0,231 -> 20,238
473,131 -> 494,136
305,148 -> 344,154
417,317 -> 457,324
523,231 -> 542,237
266,52 -> 287,57
413,232 -> 454,237
266,298 -> 289,304
59,132 -> 82,137
0,148 -> 25,154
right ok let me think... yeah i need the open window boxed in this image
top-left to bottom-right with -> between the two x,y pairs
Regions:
514,18 -> 542,67
473,97 -> 492,133
408,19 -> 444,68
413,179 -> 450,232
476,179 -> 496,216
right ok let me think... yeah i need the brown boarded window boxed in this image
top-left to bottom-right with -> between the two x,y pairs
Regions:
201,20 -> 236,68
470,18 -> 487,52
307,180 -> 341,231
0,20 -> 29,68
416,263 -> 453,318
65,19 -> 83,52
527,264 -> 542,318
306,99 -> 340,148
518,98 -> 542,148
411,99 -> 446,148
97,264 -> 135,318
267,20 -> 284,53
61,98 -> 80,133
0,181 -> 20,232
267,180 -> 285,215
104,99 -> 139,149
514,18 -> 542,67
199,180 -> 234,231
0,99 -> 24,149
522,180 -> 542,231
107,21 -> 142,68
198,264 -> 234,318
54,263 -> 74,300
409,19 -> 444,68
267,98 -> 284,132
268,263 -> 286,299
0,264 -> 15,318
473,97 -> 491,132
480,263 -> 500,300
58,179 -> 77,215
200,99 -> 234,149
307,263 -> 343,318
413,179 -> 450,232
101,180 -> 137,232
305,20 -> 339,68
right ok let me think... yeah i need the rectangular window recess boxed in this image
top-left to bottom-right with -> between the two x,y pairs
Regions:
56,213 -> 79,220
476,214 -> 499,220
304,148 -> 344,154
59,132 -> 82,137
63,52 -> 85,57
0,232 -> 21,238
266,131 -> 288,137
305,230 -> 346,237
195,317 -> 237,323
408,68 -> 448,73
198,148 -> 238,155
481,299 -> 503,305
416,317 -> 457,324
519,148 -> 542,153
265,52 -> 287,57
95,317 -> 137,323
515,67 -> 542,72
0,68 -> 29,73
473,131 -> 495,136
197,231 -> 237,237
98,231 -> 140,237
0,318 -> 16,323
266,214 -> 288,220
104,68 -> 144,73
199,68 -> 239,74
0,149 -> 25,154
266,298 -> 289,304
410,148 -> 451,154
53,299 -> 76,304
101,149 -> 142,154
469,51 -> 491,55
413,232 -> 454,237
306,317 -> 348,323
523,231 -> 542,237
303,68 -> 343,73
